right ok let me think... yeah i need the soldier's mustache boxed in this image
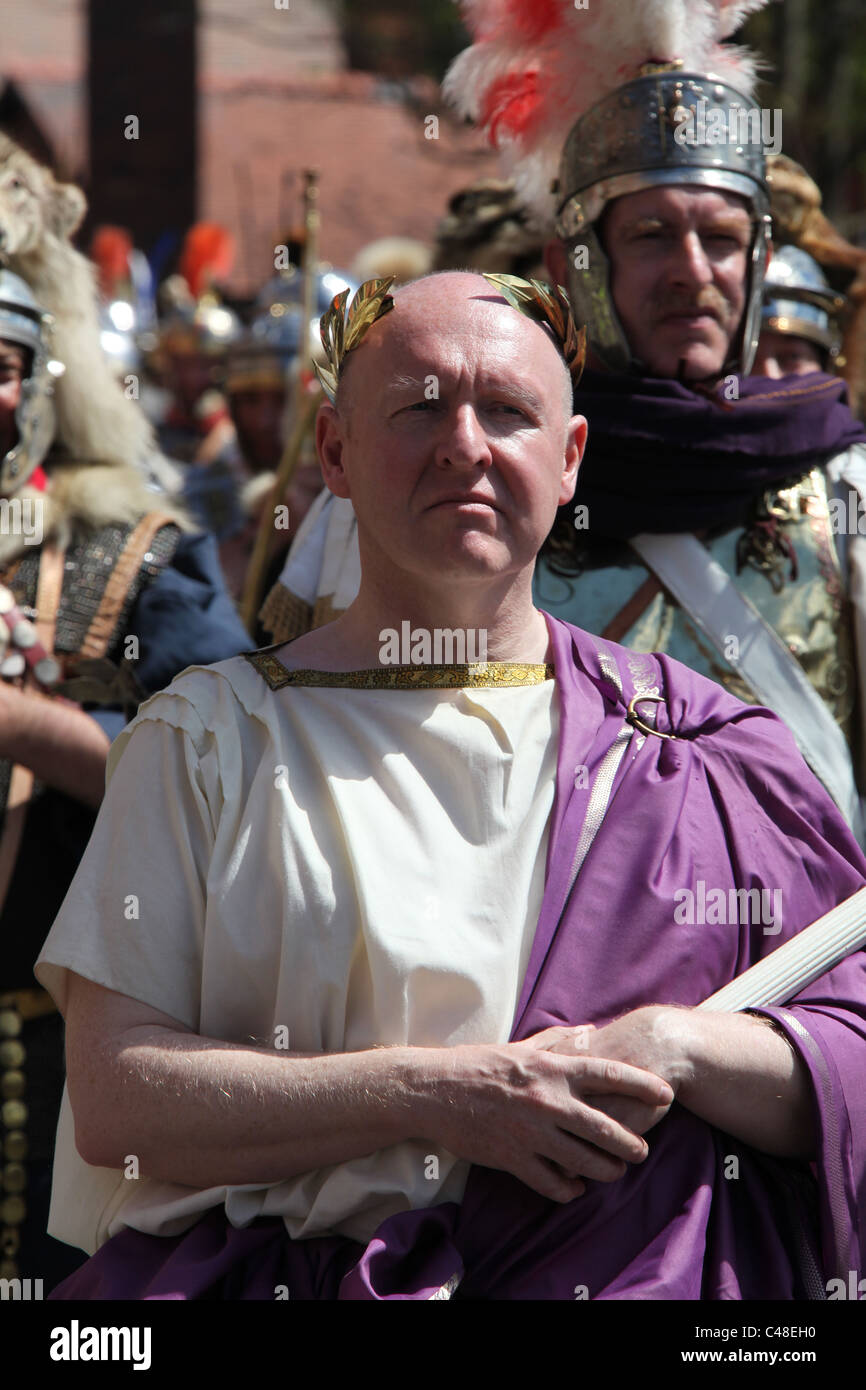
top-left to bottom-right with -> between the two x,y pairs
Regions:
657,286 -> 731,320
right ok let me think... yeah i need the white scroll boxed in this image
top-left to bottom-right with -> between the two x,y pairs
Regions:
698,886 -> 866,1012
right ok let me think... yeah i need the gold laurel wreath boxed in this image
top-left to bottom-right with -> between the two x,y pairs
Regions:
314,271 -> 586,403
314,275 -> 397,403
481,273 -> 587,386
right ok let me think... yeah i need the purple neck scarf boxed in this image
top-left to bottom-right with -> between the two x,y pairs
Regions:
570,369 -> 866,538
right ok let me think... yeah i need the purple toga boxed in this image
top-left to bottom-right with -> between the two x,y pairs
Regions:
50,616 -> 866,1299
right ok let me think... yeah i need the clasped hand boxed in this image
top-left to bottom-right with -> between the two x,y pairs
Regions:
434,1006 -> 685,1204
537,1003 -> 692,1141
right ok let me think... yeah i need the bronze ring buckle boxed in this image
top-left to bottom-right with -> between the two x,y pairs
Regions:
626,694 -> 678,740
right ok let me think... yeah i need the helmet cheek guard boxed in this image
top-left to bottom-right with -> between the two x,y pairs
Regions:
740,211 -> 773,376
0,268 -> 63,495
558,224 -> 631,377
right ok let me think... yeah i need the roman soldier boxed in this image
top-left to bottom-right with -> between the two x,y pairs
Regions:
0,267 -> 250,1289
754,245 -> 845,379
150,224 -> 241,467
184,299 -> 322,601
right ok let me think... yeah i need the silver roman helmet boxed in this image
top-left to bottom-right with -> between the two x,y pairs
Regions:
0,268 -> 64,494
222,303 -> 305,397
762,246 -> 845,363
444,0 -> 775,376
255,264 -> 359,366
553,71 -> 771,375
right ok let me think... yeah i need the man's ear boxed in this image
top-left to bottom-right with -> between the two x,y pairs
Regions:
316,402 -> 351,500
544,238 -> 569,287
559,414 -> 587,506
49,181 -> 87,238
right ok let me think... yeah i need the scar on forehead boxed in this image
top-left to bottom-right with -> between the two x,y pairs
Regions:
383,372 -> 548,412
624,213 -> 751,236
384,373 -> 427,391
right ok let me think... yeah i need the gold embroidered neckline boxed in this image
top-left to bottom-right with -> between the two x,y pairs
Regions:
242,648 -> 554,691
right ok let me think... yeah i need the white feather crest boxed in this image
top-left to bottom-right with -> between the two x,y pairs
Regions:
443,0 -> 772,224
718,0 -> 774,38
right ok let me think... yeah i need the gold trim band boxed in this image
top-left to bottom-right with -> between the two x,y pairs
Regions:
244,649 -> 554,691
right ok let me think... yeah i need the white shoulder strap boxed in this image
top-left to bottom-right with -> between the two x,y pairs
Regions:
631,531 -> 864,842
826,444 -> 866,808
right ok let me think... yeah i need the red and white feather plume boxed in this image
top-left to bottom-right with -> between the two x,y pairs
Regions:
443,0 -> 774,225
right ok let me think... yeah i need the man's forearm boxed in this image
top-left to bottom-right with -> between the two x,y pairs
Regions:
71,1025 -> 440,1187
66,980 -> 678,1198
662,1008 -> 816,1159
0,686 -> 109,808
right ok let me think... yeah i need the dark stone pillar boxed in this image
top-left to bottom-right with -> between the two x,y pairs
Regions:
87,0 -> 197,255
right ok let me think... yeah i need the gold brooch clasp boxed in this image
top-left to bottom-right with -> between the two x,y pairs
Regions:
626,694 -> 678,740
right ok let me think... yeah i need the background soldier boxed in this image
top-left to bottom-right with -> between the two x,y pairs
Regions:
754,246 -> 845,379
447,0 -> 866,839
0,265 -> 249,1290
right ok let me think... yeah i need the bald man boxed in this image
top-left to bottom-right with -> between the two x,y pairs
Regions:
37,274 -> 866,1301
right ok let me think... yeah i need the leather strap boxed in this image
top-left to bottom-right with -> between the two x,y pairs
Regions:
0,541 -> 65,914
34,540 -> 65,653
78,512 -> 175,661
601,573 -> 663,643
0,763 -> 34,915
631,530 -> 864,841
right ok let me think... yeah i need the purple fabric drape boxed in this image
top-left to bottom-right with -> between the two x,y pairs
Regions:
570,368 -> 866,537
51,615 -> 866,1300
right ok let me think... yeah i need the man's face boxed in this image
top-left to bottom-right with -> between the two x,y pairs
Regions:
598,185 -> 753,381
0,339 -> 26,459
168,352 -> 213,412
230,386 -> 286,472
752,330 -> 824,379
316,273 -> 585,596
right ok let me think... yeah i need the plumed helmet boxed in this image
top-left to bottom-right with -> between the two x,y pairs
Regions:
762,246 -> 845,359
0,268 -> 64,494
153,222 -> 241,362
256,265 -> 358,317
222,305 -> 306,396
444,0 -> 775,376
91,228 -> 158,378
156,283 -> 243,360
255,265 -> 359,368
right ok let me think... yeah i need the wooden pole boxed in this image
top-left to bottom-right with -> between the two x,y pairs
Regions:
240,386 -> 322,632
240,170 -> 322,633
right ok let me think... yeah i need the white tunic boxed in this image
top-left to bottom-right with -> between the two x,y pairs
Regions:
37,654 -> 558,1253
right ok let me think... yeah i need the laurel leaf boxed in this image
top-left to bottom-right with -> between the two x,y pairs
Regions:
482,271 -> 586,385
314,361 -> 339,404
317,276 -> 397,399
331,288 -> 350,362
344,276 -> 396,353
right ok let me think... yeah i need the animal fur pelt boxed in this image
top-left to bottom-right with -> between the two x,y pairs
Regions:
0,133 -> 155,472
0,454 -> 191,569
